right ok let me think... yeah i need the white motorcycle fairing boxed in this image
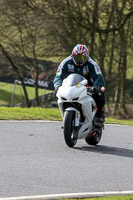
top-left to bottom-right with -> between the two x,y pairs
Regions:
57,74 -> 96,139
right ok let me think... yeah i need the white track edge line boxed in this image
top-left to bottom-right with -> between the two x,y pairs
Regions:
1,191 -> 133,200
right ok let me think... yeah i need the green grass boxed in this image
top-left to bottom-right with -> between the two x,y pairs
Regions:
0,107 -> 133,126
0,83 -> 133,124
63,195 -> 133,200
0,82 -> 51,106
105,117 -> 133,126
0,107 -> 61,120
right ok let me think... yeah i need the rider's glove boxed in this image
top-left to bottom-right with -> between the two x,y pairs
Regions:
92,85 -> 105,96
92,85 -> 100,95
55,85 -> 61,94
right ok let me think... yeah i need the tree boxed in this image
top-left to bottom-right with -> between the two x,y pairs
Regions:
0,43 -> 30,107
0,0 -> 50,106
0,0 -> 132,114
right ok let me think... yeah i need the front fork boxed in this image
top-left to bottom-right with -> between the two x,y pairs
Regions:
65,107 -> 80,128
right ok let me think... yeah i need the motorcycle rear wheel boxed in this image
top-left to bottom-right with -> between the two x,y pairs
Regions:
64,111 -> 78,147
85,127 -> 102,145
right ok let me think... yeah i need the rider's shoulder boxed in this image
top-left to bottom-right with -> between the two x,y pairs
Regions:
87,57 -> 97,67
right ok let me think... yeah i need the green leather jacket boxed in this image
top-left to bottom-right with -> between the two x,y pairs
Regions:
53,55 -> 105,88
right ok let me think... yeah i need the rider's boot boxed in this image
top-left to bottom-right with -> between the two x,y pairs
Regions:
96,110 -> 105,122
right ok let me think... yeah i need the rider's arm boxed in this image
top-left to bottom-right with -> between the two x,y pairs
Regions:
53,60 -> 68,88
53,68 -> 62,88
89,62 -> 105,88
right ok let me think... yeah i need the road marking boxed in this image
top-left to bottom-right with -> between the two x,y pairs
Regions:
1,191 -> 133,200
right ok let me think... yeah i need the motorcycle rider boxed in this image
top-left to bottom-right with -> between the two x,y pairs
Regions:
53,44 -> 105,122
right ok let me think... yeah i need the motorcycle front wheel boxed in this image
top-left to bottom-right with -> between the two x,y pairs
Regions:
64,111 -> 78,147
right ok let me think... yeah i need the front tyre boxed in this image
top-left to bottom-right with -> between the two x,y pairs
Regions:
64,111 -> 78,147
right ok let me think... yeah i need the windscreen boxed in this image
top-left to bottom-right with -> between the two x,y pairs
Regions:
66,74 -> 85,86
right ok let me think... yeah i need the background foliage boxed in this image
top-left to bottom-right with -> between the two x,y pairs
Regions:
0,0 -> 133,117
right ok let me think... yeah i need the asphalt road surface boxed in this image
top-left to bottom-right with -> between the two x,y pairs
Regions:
0,121 -> 133,198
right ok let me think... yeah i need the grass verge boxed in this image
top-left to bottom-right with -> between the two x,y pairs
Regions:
105,117 -> 133,126
0,107 -> 133,126
0,107 -> 61,120
63,195 -> 133,200
0,82 -> 51,106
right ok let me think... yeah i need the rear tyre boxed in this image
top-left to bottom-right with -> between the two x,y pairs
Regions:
85,127 -> 102,145
64,111 -> 78,147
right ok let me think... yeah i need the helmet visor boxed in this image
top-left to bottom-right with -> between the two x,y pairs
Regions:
73,55 -> 87,65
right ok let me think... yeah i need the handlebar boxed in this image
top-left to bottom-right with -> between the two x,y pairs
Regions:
85,85 -> 105,96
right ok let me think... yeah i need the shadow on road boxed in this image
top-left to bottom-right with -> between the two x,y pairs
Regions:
74,145 -> 133,159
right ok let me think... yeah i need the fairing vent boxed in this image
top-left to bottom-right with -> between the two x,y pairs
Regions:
72,97 -> 79,101
62,97 -> 67,100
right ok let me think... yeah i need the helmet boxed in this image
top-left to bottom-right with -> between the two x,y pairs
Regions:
72,44 -> 89,66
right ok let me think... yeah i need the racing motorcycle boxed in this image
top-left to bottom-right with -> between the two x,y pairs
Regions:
56,73 -> 104,148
